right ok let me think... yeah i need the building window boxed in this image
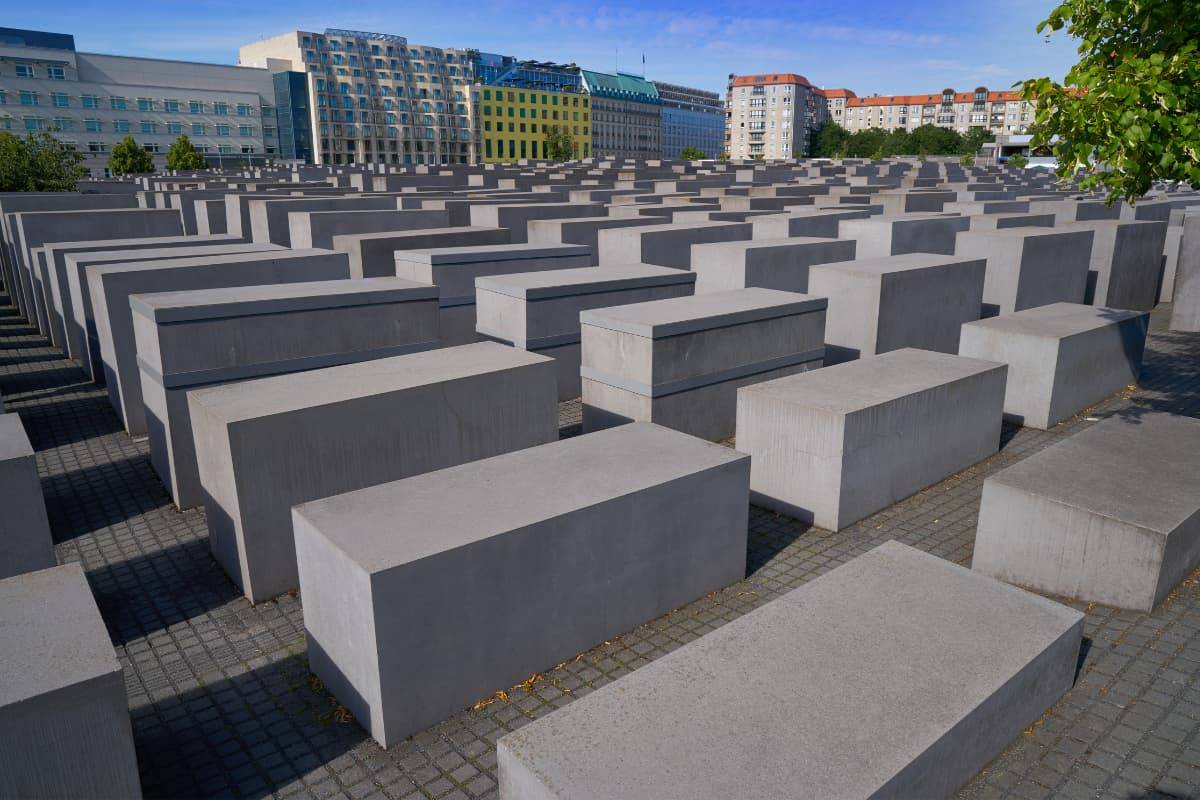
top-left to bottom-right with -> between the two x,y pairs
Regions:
111,97 -> 127,110
189,100 -> 203,114
238,125 -> 253,136
47,66 -> 65,80
241,145 -> 255,154
85,118 -> 101,132
236,103 -> 251,116
141,120 -> 155,134
137,98 -> 154,112
53,117 -> 72,130
216,124 -> 230,136
114,120 -> 130,133
218,144 -> 233,154
143,142 -> 160,153
167,122 -> 182,135
264,126 -> 276,138
164,99 -> 180,113
51,93 -> 69,107
24,117 -> 44,131
15,63 -> 34,78
19,91 -> 38,106
214,102 -> 228,115
81,94 -> 98,109
87,141 -> 106,153
192,123 -> 205,136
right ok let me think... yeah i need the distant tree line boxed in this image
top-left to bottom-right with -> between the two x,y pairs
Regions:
809,121 -> 995,160
0,130 -> 87,192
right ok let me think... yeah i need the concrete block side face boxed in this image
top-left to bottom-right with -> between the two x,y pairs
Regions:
1102,222 -> 1165,310
294,510 -> 384,743
1170,214 -> 1200,331
580,326 -> 653,388
736,389 -> 845,527
958,325 -> 1060,428
190,398 -> 250,597
1014,231 -> 1092,312
580,378 -> 654,432
0,671 -> 142,800
837,365 -> 1006,530
742,240 -> 856,293
875,260 -> 986,355
807,268 -> 881,363
0,448 -> 55,581
498,742 -> 559,800
199,361 -> 558,602
1046,315 -> 1148,427
972,480 -> 1166,612
1153,508 -> 1200,610
366,459 -> 749,745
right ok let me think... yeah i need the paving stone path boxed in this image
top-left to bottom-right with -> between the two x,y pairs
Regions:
2,293 -> 1198,800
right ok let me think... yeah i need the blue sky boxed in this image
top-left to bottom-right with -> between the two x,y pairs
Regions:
7,0 -> 1079,95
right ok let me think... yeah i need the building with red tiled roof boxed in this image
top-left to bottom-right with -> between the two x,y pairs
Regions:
840,86 -> 1034,135
724,72 -> 828,158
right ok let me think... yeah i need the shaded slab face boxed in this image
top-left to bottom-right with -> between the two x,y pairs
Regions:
973,412 -> 1200,612
497,541 -> 1083,800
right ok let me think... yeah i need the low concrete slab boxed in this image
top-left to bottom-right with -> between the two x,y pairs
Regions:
959,302 -> 1149,429
736,348 -> 1006,530
597,221 -> 752,269
333,226 -> 511,278
498,541 -> 1083,800
973,412 -> 1200,612
294,422 -> 750,748
689,237 -> 855,294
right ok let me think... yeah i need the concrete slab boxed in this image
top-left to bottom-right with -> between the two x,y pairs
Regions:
690,237 -> 856,294
0,413 -> 54,580
294,422 -> 750,748
955,228 -> 1093,317
597,221 -> 752,269
189,342 -> 559,603
973,412 -> 1200,612
736,348 -> 1006,529
959,303 -> 1149,429
333,226 -> 511,278
498,541 -> 1083,800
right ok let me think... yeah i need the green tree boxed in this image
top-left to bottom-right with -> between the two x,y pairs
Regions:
165,134 -> 207,171
108,135 -> 155,175
679,146 -> 707,160
542,126 -> 576,161
0,130 -> 86,192
1018,0 -> 1200,201
1007,152 -> 1029,169
960,127 -> 995,156
810,120 -> 850,158
960,154 -> 976,167
907,124 -> 962,157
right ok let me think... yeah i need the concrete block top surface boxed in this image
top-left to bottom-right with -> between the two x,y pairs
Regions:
393,243 -> 590,265
87,248 -> 331,279
580,288 -> 826,338
187,341 -> 551,423
0,412 -> 34,461
0,564 -> 120,706
694,236 -> 841,253
963,302 -> 1149,339
338,225 -> 499,242
739,348 -> 1005,415
609,220 -> 749,234
810,252 -> 985,278
474,264 -> 694,300
130,277 -> 436,323
986,412 -> 1200,534
499,540 -> 1083,799
294,422 -> 748,573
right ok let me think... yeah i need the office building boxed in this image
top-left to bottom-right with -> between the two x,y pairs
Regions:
0,26 -> 280,176
476,84 -> 591,162
654,81 -> 723,159
580,70 -> 661,160
239,29 -> 476,165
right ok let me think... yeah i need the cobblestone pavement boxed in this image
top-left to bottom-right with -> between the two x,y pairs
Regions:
2,292 -> 1199,800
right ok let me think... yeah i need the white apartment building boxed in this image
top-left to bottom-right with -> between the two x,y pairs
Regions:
239,29 -> 476,166
724,73 -> 827,159
837,87 -> 1035,136
0,27 -> 279,176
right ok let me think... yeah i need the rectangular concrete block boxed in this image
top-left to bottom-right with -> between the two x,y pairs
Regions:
689,237 -> 856,294
1062,220 -> 1168,311
838,213 -> 971,258
956,228 -> 1093,316
294,422 -> 750,748
0,413 -> 54,580
67,243 -> 279,381
973,412 -> 1200,612
394,243 -> 592,346
526,216 -> 660,261
1171,212 -> 1200,332
134,278 -> 439,510
498,540 -> 1083,800
749,208 -> 870,239
808,253 -> 987,363
597,221 -> 752,269
332,226 -> 511,278
581,289 -> 826,440
189,342 -> 559,603
958,302 -> 1149,429
736,348 -> 1006,529
475,264 -> 695,400
288,208 -> 450,250
0,564 -> 142,799
88,249 -> 349,435
468,202 -> 606,243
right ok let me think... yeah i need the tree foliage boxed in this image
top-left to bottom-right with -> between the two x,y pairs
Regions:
165,135 -> 207,171
679,146 -> 707,160
108,135 -> 155,175
810,121 -> 988,159
0,130 -> 87,192
1018,0 -> 1200,201
542,126 -> 576,161
1007,152 -> 1029,169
